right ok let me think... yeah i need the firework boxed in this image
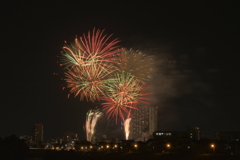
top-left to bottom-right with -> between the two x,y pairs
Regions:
85,110 -> 94,141
61,28 -> 122,72
60,28 -> 155,126
124,118 -> 131,140
85,109 -> 103,142
64,65 -> 112,102
102,71 -> 151,123
90,111 -> 103,142
118,49 -> 155,81
61,28 -> 122,102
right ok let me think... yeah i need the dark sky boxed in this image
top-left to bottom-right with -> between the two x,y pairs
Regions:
1,0 -> 239,140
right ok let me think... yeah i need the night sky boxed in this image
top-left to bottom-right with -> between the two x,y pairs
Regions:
1,0 -> 239,140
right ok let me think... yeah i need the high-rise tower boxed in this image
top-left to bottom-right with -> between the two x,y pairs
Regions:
129,106 -> 158,141
32,123 -> 44,143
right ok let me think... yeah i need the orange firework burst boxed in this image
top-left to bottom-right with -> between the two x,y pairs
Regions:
118,49 -> 155,81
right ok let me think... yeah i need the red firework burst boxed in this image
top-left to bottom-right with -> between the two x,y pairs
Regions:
101,72 -> 151,123
61,28 -> 122,72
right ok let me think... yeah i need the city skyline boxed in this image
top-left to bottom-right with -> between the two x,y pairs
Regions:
1,1 -> 239,140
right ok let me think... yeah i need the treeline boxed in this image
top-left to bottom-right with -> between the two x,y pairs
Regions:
0,135 -> 28,160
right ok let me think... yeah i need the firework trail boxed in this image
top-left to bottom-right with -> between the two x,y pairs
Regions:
124,118 -> 131,140
85,110 -> 94,141
118,49 -> 155,81
102,71 -> 151,123
90,111 -> 103,141
85,109 -> 103,142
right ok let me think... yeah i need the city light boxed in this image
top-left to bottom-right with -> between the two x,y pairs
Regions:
211,144 -> 215,154
167,144 -> 171,152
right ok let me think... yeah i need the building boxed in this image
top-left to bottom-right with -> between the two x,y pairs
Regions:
149,106 -> 158,137
32,123 -> 44,143
194,127 -> 201,140
63,132 -> 78,143
216,131 -> 240,141
153,127 -> 201,141
129,106 -> 158,141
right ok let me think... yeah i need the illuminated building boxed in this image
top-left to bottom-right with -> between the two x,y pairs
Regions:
32,123 -> 44,143
129,106 -> 158,141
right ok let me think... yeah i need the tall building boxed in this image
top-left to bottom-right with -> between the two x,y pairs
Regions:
149,106 -> 158,137
129,106 -> 158,141
194,127 -> 201,140
32,123 -> 44,143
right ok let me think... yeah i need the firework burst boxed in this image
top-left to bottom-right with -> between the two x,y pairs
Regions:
64,65 -> 113,102
102,71 -> 151,123
61,28 -> 122,72
60,28 -> 155,126
118,49 -> 155,81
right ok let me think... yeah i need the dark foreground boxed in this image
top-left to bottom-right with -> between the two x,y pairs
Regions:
25,150 -> 240,160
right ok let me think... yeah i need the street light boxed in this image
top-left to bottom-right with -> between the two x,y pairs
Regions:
167,144 -> 170,152
211,144 -> 215,154
134,144 -> 138,152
